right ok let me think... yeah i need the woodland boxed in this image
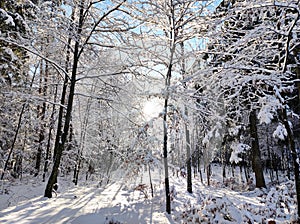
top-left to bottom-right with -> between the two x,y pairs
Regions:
1,0 -> 300,223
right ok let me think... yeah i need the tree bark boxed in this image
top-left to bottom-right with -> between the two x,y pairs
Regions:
249,110 -> 266,188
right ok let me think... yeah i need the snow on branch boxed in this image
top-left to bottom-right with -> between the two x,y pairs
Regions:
0,8 -> 15,26
273,123 -> 288,140
257,95 -> 282,124
230,143 -> 250,164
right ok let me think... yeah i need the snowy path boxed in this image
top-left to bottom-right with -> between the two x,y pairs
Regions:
0,181 -> 171,224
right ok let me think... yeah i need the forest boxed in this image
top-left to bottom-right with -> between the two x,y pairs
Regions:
1,0 -> 300,223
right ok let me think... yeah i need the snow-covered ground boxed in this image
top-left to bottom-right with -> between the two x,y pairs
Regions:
0,164 -> 298,223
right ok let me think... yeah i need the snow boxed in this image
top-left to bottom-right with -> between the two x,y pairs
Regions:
0,164 -> 298,224
4,48 -> 18,62
273,123 -> 288,140
0,9 -> 15,26
229,143 -> 250,163
228,125 -> 241,136
274,86 -> 285,104
5,16 -> 15,27
258,96 -> 281,124
0,178 -> 169,224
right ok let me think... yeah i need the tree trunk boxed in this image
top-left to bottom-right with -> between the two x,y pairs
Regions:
52,9 -> 74,161
74,83 -> 94,185
35,130 -> 44,176
180,37 -> 192,194
44,1 -> 84,198
206,163 -> 211,186
266,131 -> 274,182
148,164 -> 154,198
222,144 -> 227,182
185,118 -> 192,193
281,107 -> 300,220
43,83 -> 58,182
14,153 -> 22,179
53,53 -> 71,161
1,104 -> 26,180
74,157 -> 81,185
249,110 -> 266,188
161,0 -> 178,212
244,163 -> 249,183
163,95 -> 171,214
13,130 -> 26,179
35,60 -> 47,176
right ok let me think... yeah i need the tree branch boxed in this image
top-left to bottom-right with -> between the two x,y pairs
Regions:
78,0 -> 127,58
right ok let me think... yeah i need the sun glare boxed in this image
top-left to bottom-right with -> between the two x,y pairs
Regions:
142,99 -> 162,119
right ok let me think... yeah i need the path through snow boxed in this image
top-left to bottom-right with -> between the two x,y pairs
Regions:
0,180 -> 170,224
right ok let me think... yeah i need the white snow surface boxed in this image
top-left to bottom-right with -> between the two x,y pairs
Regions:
229,143 -> 250,164
0,164 -> 298,223
273,123 -> 288,140
258,96 -> 281,124
0,9 -> 15,26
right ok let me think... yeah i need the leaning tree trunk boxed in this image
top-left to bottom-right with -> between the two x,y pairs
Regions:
52,17 -> 73,161
249,110 -> 266,188
1,104 -> 26,180
44,49 -> 80,197
44,1 -> 84,198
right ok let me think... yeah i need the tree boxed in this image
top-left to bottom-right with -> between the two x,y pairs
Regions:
249,110 -> 266,188
44,0 -> 129,198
